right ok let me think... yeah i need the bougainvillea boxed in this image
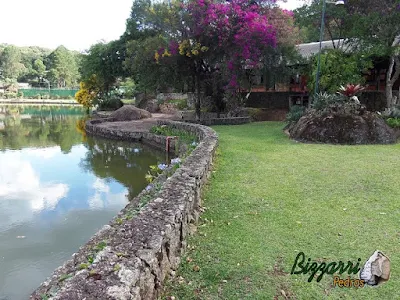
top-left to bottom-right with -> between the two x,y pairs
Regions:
156,0 -> 278,90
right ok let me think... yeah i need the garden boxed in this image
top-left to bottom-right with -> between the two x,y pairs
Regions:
162,121 -> 400,299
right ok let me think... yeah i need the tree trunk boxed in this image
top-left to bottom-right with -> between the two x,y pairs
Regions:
195,74 -> 201,121
386,55 -> 400,108
386,82 -> 394,108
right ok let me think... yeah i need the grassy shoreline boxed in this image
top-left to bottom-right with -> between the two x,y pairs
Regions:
163,122 -> 400,299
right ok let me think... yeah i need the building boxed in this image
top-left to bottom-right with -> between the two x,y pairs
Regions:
245,39 -> 398,112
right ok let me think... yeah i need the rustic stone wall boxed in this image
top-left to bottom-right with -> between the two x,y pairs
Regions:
30,119 -> 218,300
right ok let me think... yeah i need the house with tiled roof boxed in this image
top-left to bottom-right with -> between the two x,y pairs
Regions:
244,39 -> 399,112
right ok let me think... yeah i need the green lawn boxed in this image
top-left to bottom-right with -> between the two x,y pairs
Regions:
163,122 -> 400,299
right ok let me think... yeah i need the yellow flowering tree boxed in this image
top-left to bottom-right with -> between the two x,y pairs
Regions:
75,75 -> 100,113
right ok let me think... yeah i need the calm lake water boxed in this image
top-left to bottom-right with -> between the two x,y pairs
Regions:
0,105 -> 165,300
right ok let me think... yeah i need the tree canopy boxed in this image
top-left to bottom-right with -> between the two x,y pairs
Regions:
0,43 -> 80,88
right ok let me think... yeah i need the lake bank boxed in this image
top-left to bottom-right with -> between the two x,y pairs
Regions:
0,98 -> 81,105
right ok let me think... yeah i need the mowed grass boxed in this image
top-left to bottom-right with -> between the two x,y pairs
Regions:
162,122 -> 400,300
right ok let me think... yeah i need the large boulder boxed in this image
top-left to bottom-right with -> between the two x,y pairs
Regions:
109,105 -> 152,121
289,111 -> 396,145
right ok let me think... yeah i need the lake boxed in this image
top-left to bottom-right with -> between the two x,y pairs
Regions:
0,105 -> 165,299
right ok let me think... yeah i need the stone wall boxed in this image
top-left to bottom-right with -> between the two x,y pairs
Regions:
156,93 -> 188,102
177,111 -> 250,125
31,119 -> 218,300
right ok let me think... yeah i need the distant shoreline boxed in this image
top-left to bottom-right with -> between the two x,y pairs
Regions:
0,99 -> 81,106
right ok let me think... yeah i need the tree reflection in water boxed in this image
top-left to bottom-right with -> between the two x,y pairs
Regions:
0,105 -> 85,152
80,137 -> 166,200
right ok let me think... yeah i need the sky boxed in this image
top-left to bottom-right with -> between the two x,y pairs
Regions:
0,0 -> 305,52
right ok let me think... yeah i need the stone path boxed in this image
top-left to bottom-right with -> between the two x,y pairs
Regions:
96,112 -> 180,132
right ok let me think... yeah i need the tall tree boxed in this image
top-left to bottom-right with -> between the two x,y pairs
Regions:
0,45 -> 26,81
79,39 -> 127,96
155,0 -> 279,119
294,0 -> 348,46
47,45 -> 80,88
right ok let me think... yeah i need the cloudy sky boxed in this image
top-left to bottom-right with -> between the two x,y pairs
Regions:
0,0 -> 305,52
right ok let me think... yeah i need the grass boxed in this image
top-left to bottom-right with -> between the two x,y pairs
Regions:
163,122 -> 400,299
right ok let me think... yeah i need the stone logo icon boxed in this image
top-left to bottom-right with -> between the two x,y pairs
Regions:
359,250 -> 391,286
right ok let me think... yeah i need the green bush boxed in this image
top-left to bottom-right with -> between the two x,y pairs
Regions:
386,118 -> 400,128
286,105 -> 306,123
95,96 -> 124,111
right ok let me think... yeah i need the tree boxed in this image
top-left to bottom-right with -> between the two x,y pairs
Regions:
296,0 -> 400,108
75,75 -> 100,112
0,45 -> 26,81
294,0 -> 348,45
155,0 -> 279,119
33,59 -> 46,78
307,49 -> 372,93
79,40 -> 127,97
47,45 -> 80,88
345,0 -> 400,108
122,0 -> 186,94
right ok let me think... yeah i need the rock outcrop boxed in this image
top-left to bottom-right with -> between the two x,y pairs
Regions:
289,111 -> 396,145
109,105 -> 152,121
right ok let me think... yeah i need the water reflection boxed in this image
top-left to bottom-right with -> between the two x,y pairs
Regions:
0,105 -> 85,152
81,137 -> 166,200
0,105 -> 165,299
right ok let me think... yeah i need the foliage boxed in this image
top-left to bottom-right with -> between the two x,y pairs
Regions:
95,97 -> 124,111
308,49 -> 372,94
337,84 -> 365,98
159,98 -> 188,110
144,0 -> 301,118
381,105 -> 400,119
145,164 -> 167,183
311,92 -> 344,111
75,76 -> 100,110
0,45 -> 26,81
294,0 -> 348,44
80,40 -> 126,97
385,117 -> 400,129
150,125 -> 198,145
0,43 -> 79,88
46,45 -> 80,88
286,105 -> 306,123
346,0 -> 400,108
163,122 -> 400,300
119,77 -> 137,98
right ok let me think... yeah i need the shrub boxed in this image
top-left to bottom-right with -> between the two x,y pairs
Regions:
381,106 -> 400,119
312,92 -> 344,111
386,118 -> 400,129
286,105 -> 306,123
169,98 -> 188,110
95,96 -> 124,111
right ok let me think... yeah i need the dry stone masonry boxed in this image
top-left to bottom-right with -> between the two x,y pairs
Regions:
30,119 -> 218,300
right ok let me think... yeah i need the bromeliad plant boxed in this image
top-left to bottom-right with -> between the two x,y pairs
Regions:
338,84 -> 365,104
